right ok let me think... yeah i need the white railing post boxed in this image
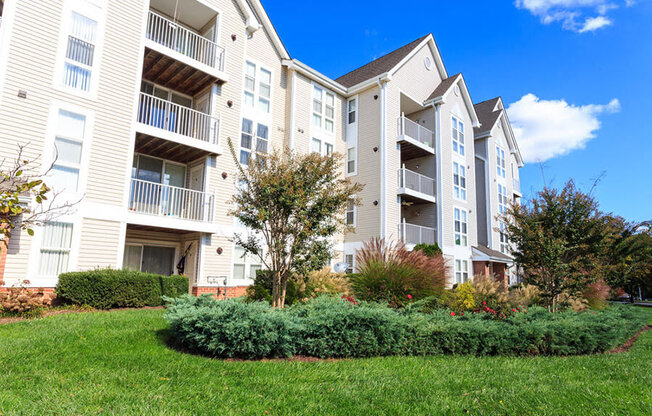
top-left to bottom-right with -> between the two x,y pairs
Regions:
402,218 -> 407,241
401,112 -> 405,136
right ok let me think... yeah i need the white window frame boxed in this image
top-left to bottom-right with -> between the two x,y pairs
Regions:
232,245 -> 263,281
347,98 -> 357,125
37,221 -> 74,278
452,115 -> 465,156
312,84 -> 335,135
345,253 -> 355,274
499,222 -> 509,254
54,0 -> 106,99
243,60 -> 272,115
311,137 -> 322,154
496,146 -> 506,178
498,183 -> 508,214
454,207 -> 468,247
346,146 -> 357,176
455,259 -> 469,284
453,161 -> 467,201
346,198 -> 356,227
239,118 -> 269,165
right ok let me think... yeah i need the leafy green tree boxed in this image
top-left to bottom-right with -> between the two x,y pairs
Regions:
503,180 -> 607,310
228,141 -> 363,307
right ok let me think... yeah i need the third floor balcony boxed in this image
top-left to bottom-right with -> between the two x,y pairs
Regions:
397,167 -> 436,204
397,114 -> 435,159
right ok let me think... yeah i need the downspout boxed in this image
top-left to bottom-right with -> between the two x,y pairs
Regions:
289,67 -> 297,150
377,77 -> 389,239
431,102 -> 443,246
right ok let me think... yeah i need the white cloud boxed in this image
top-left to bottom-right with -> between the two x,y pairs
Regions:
515,0 -> 633,32
507,94 -> 620,163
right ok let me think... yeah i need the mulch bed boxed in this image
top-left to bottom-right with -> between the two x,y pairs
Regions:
607,325 -> 650,354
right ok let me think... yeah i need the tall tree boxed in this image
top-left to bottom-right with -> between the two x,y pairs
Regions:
503,180 -> 607,310
228,141 -> 363,307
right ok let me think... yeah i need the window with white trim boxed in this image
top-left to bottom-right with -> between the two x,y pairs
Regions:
38,222 -> 74,276
62,8 -> 99,93
311,138 -> 321,154
453,161 -> 467,201
324,142 -> 334,156
498,183 -> 508,214
233,245 -> 263,280
454,207 -> 468,247
499,222 -> 509,254
452,116 -> 465,156
313,85 -> 335,133
455,259 -> 469,284
346,147 -> 356,175
348,98 -> 357,124
243,61 -> 271,113
345,254 -> 354,274
50,109 -> 86,192
311,138 -> 334,156
240,118 -> 268,165
496,146 -> 506,178
346,199 -> 356,226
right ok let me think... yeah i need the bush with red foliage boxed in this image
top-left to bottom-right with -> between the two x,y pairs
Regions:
349,238 -> 448,308
0,280 -> 53,317
583,280 -> 611,310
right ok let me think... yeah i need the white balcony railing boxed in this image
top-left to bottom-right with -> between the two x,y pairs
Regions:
398,114 -> 435,148
128,179 -> 214,223
398,221 -> 436,245
398,167 -> 435,198
138,92 -> 220,145
513,178 -> 521,193
146,10 -> 225,71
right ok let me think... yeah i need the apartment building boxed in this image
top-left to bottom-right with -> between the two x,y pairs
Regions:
0,0 -> 522,295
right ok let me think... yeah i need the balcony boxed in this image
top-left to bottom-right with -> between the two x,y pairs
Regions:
513,178 -> 522,197
143,9 -> 228,94
135,92 -> 221,159
398,222 -> 437,246
127,179 -> 215,231
397,115 -> 435,159
397,167 -> 436,204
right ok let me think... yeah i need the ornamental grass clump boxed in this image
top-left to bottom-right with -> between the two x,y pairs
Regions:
350,238 -> 447,307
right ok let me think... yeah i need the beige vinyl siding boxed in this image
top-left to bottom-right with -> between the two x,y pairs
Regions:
76,219 -> 122,270
292,73 -> 314,154
3,229 -> 34,283
200,235 -> 233,284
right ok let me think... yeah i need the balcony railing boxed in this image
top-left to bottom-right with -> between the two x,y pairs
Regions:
398,167 -> 435,198
146,10 -> 225,71
398,222 -> 436,245
138,92 -> 220,145
128,178 -> 214,223
398,114 -> 435,148
513,178 -> 521,193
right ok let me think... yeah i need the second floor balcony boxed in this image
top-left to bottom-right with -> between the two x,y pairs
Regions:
397,114 -> 435,158
397,167 -> 436,204
398,222 -> 437,246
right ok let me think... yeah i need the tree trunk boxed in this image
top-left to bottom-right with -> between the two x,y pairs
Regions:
279,275 -> 288,308
272,270 -> 281,308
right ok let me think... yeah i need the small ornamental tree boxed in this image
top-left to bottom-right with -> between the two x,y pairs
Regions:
503,180 -> 607,310
228,140 -> 363,308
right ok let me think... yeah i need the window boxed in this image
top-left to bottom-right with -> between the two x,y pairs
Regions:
348,99 -> 357,124
311,138 -> 321,154
313,85 -> 335,133
455,259 -> 469,284
345,254 -> 354,274
346,147 -> 356,175
38,222 -> 73,276
50,109 -> 86,192
454,208 -> 468,247
346,199 -> 356,226
499,222 -> 509,254
453,162 -> 467,201
63,10 -> 98,93
325,142 -> 334,156
243,61 -> 271,113
496,146 -> 506,178
452,116 -> 465,156
233,245 -> 263,280
498,184 -> 508,214
240,118 -> 268,165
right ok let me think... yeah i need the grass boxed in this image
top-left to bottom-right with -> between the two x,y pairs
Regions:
0,308 -> 650,415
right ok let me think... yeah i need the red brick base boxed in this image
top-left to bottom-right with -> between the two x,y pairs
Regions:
192,286 -> 249,299
0,237 -> 7,284
0,287 -> 55,294
472,261 -> 508,290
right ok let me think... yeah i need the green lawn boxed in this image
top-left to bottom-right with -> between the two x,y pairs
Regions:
1,308 -> 650,416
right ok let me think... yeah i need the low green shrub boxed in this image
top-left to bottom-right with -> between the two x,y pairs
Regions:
56,269 -> 188,309
245,270 -> 301,306
413,243 -> 442,257
164,295 -> 648,359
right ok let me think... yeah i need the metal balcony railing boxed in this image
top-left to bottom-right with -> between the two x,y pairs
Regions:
128,178 -> 214,223
138,92 -> 220,145
146,10 -> 225,71
398,114 -> 435,148
398,167 -> 435,198
398,221 -> 436,245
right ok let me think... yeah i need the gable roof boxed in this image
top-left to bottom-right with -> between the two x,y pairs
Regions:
473,98 -> 502,135
240,0 -> 290,60
426,73 -> 462,101
423,73 -> 480,127
472,245 -> 514,263
335,35 -> 430,88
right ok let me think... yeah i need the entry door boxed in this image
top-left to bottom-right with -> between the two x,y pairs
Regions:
141,246 -> 176,276
193,94 -> 211,142
189,166 -> 205,220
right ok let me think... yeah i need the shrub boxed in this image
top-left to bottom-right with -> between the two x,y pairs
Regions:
583,280 -> 611,310
450,282 -> 476,312
0,280 -> 53,318
350,238 -> 447,307
299,268 -> 351,300
413,243 -> 442,257
56,269 -> 188,309
509,284 -> 541,308
245,270 -> 300,305
164,296 -> 649,359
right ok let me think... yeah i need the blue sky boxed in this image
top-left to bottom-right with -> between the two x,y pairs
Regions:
263,0 -> 652,222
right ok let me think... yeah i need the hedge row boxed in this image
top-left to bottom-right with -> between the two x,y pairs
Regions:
56,269 -> 188,309
164,295 -> 648,359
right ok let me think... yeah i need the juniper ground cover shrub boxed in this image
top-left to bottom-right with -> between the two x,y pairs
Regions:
164,295 -> 648,359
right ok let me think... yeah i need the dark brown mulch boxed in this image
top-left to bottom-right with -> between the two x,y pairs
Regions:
607,325 -> 651,354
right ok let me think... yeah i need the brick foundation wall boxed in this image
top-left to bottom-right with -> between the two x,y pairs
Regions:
192,286 -> 249,299
0,237 -> 7,284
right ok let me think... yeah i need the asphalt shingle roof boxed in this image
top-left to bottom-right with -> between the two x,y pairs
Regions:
425,73 -> 461,101
473,97 -> 502,134
474,244 -> 513,262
